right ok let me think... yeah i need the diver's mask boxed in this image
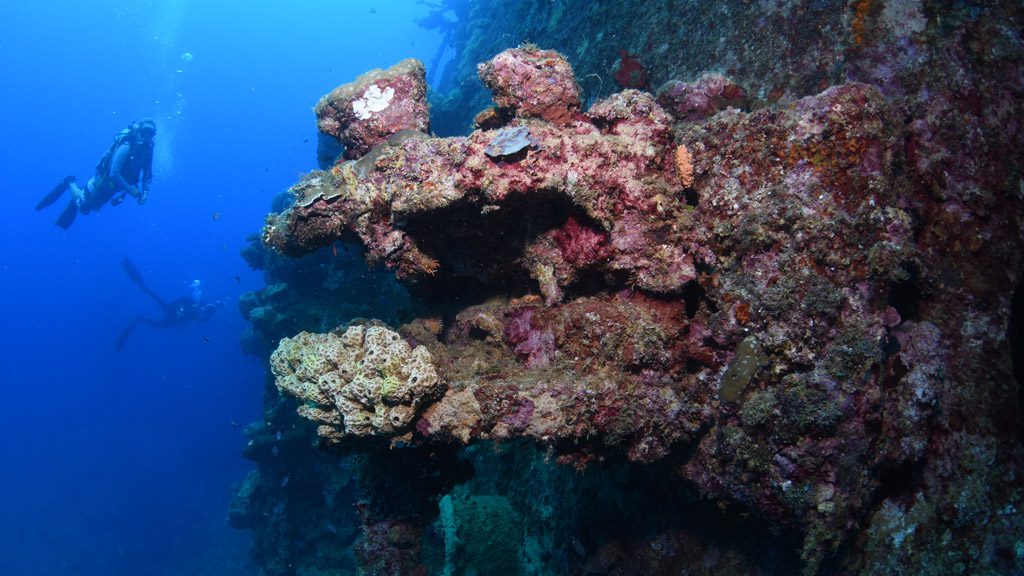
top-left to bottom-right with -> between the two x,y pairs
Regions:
136,121 -> 157,146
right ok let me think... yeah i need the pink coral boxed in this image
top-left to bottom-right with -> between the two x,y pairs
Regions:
477,46 -> 581,125
551,216 -> 608,265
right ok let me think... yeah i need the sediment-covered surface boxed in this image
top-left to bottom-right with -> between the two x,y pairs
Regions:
233,3 -> 1024,574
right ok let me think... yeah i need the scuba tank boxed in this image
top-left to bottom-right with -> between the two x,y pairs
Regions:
95,124 -> 136,182
94,120 -> 151,205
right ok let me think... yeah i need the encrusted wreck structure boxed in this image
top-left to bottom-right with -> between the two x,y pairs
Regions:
233,2 -> 1023,574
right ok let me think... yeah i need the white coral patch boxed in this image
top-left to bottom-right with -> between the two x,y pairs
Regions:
352,84 -> 395,120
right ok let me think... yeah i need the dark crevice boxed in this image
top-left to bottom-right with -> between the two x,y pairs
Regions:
573,451 -> 803,575
560,267 -> 624,302
887,263 -> 921,321
404,191 -> 573,279
684,358 -> 703,373
683,187 -> 699,207
402,190 -> 576,316
352,445 -> 474,521
402,191 -> 627,312
415,274 -> 519,330
879,333 -> 901,360
682,279 -> 706,318
869,458 -> 926,513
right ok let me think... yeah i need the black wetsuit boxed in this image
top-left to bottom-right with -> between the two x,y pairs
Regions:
115,259 -> 217,351
81,140 -> 153,213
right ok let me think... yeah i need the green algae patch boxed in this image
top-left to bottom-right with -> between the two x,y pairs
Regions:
739,389 -> 778,428
719,336 -> 767,403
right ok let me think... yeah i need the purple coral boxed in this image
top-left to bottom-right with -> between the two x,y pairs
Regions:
503,307 -> 556,368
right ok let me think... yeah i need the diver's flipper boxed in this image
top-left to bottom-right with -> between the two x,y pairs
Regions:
114,319 -> 140,352
35,176 -> 75,211
120,258 -> 168,308
121,258 -> 146,288
54,199 -> 78,230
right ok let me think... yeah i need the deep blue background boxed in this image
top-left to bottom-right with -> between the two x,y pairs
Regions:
0,2 -> 442,574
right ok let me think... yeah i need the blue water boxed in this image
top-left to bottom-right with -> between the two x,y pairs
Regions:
0,2 -> 443,574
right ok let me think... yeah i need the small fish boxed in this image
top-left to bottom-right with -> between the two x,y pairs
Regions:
234,275 -> 241,284
212,211 -> 221,221
275,431 -> 282,441
332,243 -> 338,257
202,335 -> 210,342
271,445 -> 279,457
230,420 -> 239,428
280,475 -> 290,488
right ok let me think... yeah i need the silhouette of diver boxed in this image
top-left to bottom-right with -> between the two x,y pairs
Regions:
115,258 -> 220,351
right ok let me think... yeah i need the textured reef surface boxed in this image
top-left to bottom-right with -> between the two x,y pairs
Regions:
233,2 -> 1024,574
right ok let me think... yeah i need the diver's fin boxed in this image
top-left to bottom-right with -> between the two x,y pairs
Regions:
35,176 -> 75,211
114,319 -> 140,352
120,258 -> 168,308
120,258 -> 146,288
54,199 -> 78,229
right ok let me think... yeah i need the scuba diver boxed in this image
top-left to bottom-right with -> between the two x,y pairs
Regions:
35,119 -> 156,229
115,258 -> 221,351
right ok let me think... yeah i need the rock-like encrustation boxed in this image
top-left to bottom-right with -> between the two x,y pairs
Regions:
314,59 -> 430,159
245,16 -> 1024,571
